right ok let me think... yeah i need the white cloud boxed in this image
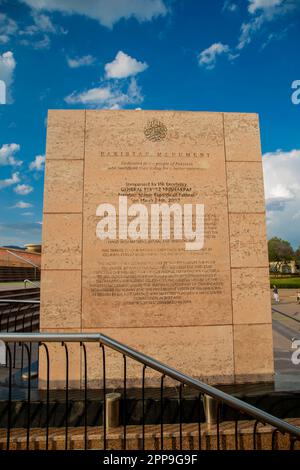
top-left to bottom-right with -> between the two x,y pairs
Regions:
18,12 -> 66,49
0,143 -> 22,166
14,184 -> 34,195
209,0 -> 298,65
31,12 -> 57,33
66,86 -> 111,105
65,51 -> 147,108
65,77 -> 143,109
198,0 -> 298,70
29,155 -> 45,171
0,12 -> 57,50
238,15 -> 265,50
34,35 -> 51,49
263,149 -> 300,204
20,0 -> 168,28
0,13 -> 18,44
248,0 -> 283,14
263,149 -> 300,247
19,34 -> 51,50
198,43 -> 237,70
12,201 -> 33,209
105,51 -> 148,79
19,12 -> 57,36
0,51 -> 16,102
222,1 -> 238,13
0,172 -> 20,189
238,0 -> 296,50
67,54 -> 96,68
261,27 -> 289,49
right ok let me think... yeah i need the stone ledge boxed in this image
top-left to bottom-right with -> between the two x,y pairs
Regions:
1,419 -> 299,450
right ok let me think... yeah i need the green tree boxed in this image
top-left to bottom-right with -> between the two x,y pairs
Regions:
295,246 -> 300,266
268,237 -> 294,262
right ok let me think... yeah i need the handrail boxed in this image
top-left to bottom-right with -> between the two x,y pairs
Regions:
5,250 -> 40,269
24,279 -> 40,289
0,331 -> 300,440
0,299 -> 40,304
272,307 -> 300,324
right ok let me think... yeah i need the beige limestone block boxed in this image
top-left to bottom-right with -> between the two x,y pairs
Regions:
85,110 -> 224,156
224,113 -> 261,162
229,213 -> 269,268
231,267 -> 272,324
43,159 -> 84,213
39,328 -> 81,389
233,324 -> 274,381
42,213 -> 82,269
81,325 -> 235,387
46,110 -> 85,160
40,270 -> 81,329
226,162 -> 265,213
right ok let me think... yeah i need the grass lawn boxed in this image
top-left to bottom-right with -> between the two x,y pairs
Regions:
270,277 -> 300,288
0,281 -> 37,290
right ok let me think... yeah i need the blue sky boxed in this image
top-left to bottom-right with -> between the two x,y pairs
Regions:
0,0 -> 300,248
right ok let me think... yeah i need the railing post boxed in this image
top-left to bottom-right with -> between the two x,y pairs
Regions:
106,393 -> 121,430
203,394 -> 219,425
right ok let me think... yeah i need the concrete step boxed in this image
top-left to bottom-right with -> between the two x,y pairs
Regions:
1,419 -> 300,450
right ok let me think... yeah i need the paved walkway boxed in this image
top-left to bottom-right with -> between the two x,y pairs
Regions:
271,289 -> 300,390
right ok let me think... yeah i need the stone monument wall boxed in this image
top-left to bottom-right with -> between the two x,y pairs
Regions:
40,110 -> 273,388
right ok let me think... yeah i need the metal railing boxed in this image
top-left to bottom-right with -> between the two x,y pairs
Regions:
24,279 -> 40,289
0,332 -> 299,451
5,250 -> 40,270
